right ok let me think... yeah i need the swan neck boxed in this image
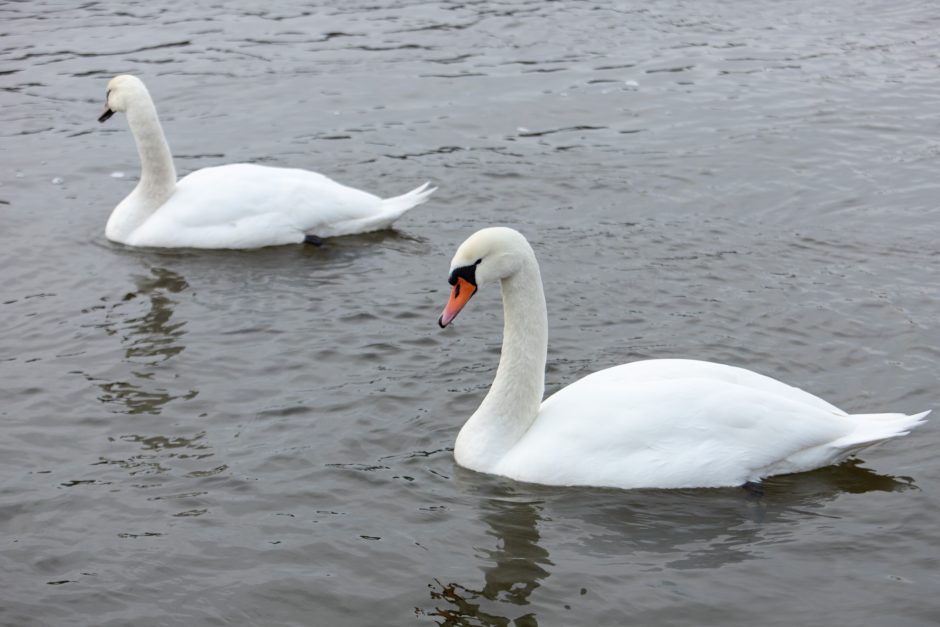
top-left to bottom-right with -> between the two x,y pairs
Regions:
106,90 -> 177,243
455,253 -> 548,471
127,96 -> 177,200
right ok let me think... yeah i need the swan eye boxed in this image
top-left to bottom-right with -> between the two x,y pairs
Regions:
448,262 -> 479,287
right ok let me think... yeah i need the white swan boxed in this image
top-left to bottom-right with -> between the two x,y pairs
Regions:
437,227 -> 928,489
97,75 -> 435,249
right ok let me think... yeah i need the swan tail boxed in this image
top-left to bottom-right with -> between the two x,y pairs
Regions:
759,410 -> 929,478
315,182 -> 436,238
832,410 -> 930,453
380,182 -> 437,218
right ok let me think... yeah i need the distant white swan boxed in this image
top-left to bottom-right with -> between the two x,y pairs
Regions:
438,227 -> 928,489
98,75 -> 435,249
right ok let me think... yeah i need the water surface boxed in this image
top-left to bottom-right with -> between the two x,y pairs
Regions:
2,1 -> 939,625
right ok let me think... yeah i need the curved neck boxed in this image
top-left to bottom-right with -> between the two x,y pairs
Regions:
106,93 -> 176,242
127,94 -> 176,201
455,255 -> 548,472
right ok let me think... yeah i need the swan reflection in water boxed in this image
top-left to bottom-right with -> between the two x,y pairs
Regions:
425,487 -> 550,627
87,265 -> 220,484
92,265 -> 196,415
421,461 -> 916,625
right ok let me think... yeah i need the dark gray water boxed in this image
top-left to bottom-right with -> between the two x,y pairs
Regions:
3,1 -> 940,625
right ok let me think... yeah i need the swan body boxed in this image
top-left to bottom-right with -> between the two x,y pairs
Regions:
99,75 -> 435,249
438,227 -> 928,490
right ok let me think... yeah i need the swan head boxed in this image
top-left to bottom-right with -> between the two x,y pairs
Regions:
439,227 -> 532,328
98,75 -> 149,123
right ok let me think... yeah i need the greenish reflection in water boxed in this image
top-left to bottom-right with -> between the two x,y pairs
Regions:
425,494 -> 550,627
420,462 -> 915,625
94,266 -> 197,414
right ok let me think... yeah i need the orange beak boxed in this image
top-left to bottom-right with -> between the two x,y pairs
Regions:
438,277 -> 477,328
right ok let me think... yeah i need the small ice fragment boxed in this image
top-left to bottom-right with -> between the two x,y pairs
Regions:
517,127 -> 530,133
111,171 -> 125,179
15,171 -> 24,179
624,80 -> 639,88
52,177 -> 64,185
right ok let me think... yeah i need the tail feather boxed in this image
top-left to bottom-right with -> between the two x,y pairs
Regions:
832,410 -> 930,451
380,182 -> 437,218
319,182 -> 436,237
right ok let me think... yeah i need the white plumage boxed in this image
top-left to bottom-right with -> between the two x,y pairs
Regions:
99,75 -> 435,249
438,227 -> 928,490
